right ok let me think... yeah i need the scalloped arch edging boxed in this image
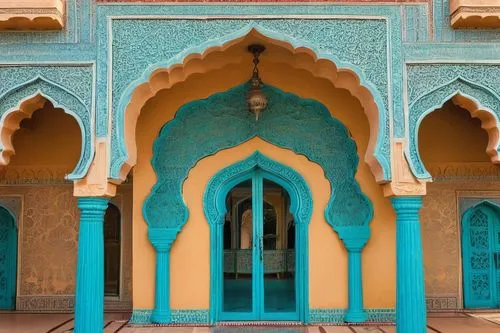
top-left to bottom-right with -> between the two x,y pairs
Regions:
407,77 -> 500,180
0,76 -> 93,180
112,24 -> 390,183
143,83 -> 373,242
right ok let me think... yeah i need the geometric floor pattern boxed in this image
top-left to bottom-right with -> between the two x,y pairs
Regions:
1,312 -> 500,333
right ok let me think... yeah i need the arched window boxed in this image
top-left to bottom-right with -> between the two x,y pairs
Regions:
104,203 -> 121,297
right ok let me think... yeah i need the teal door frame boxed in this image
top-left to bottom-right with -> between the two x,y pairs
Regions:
204,152 -> 312,324
0,206 -> 17,310
462,202 -> 500,309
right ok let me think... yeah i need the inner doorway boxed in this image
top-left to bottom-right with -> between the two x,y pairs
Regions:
462,202 -> 500,308
221,170 -> 297,321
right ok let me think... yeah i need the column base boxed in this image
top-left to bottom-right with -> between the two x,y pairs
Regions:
151,309 -> 171,324
345,309 -> 368,323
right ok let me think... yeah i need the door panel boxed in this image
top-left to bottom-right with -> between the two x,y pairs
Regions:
222,179 -> 255,319
0,207 -> 16,310
262,178 -> 297,318
463,207 -> 496,308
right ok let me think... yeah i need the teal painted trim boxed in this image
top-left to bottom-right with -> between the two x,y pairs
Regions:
203,152 -> 311,323
407,76 -> 500,180
0,206 -> 16,310
148,228 -> 180,324
391,196 -> 426,333
130,309 -> 210,325
74,197 -> 109,333
130,308 -> 394,325
461,201 -> 500,308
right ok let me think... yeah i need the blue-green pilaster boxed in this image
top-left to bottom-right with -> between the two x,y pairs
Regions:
75,197 -> 109,333
148,228 -> 179,324
391,196 -> 426,333
341,233 -> 369,323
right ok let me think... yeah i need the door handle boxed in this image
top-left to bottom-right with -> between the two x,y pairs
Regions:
260,235 -> 263,262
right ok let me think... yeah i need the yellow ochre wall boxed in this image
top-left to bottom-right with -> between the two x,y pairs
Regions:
132,36 -> 396,311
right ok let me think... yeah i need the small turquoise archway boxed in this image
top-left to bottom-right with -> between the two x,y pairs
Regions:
203,151 -> 312,323
0,205 -> 17,310
461,200 -> 500,309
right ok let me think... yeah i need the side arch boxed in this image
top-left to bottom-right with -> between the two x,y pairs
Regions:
112,26 -> 390,183
407,77 -> 500,180
0,76 -> 93,179
203,151 -> 312,322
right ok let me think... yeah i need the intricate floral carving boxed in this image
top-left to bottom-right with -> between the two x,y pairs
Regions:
109,17 -> 391,181
144,84 -> 372,240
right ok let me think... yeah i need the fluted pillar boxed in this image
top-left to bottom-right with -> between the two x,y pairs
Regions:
74,197 -> 109,333
149,228 -> 179,324
391,196 -> 426,333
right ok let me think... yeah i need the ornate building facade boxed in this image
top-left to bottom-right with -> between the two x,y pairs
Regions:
1,1 -> 500,332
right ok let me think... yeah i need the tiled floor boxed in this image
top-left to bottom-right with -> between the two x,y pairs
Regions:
1,312 -> 500,333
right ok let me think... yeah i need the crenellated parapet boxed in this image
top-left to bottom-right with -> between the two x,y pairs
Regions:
0,0 -> 65,30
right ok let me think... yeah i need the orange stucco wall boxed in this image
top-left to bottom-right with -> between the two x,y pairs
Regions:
132,37 -> 396,311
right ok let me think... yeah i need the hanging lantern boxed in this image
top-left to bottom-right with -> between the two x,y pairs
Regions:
247,44 -> 267,121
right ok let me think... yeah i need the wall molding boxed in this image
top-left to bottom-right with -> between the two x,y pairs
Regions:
426,162 -> 500,181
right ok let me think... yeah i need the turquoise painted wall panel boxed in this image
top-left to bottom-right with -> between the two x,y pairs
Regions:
0,206 -> 16,310
144,84 -> 372,236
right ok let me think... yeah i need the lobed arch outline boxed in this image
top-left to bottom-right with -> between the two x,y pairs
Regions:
0,76 -> 93,180
203,151 -> 312,323
112,24 -> 390,183
406,77 -> 500,180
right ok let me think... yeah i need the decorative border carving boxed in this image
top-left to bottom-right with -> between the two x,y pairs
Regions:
16,295 -> 132,312
0,166 -> 72,184
426,297 -> 459,311
129,308 -> 395,325
426,162 -> 500,181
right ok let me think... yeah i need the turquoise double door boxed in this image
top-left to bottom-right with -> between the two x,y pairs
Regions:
0,207 -> 16,310
462,203 -> 500,309
220,170 -> 298,321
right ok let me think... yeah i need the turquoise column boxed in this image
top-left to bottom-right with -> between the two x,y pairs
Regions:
391,196 -> 426,333
341,229 -> 369,323
149,228 -> 179,324
74,197 -> 109,333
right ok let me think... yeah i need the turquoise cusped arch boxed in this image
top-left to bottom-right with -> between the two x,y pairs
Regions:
143,83 -> 373,240
407,77 -> 500,180
0,76 -> 93,179
203,151 -> 312,322
112,23 -> 391,182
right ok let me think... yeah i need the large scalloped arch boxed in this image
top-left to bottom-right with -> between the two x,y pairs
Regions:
143,83 -> 373,242
407,77 -> 500,180
0,76 -> 93,179
112,25 -> 390,183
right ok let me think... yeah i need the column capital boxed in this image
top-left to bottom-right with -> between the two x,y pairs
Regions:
148,228 -> 180,252
383,140 -> 427,197
338,226 -> 370,252
74,138 -> 117,198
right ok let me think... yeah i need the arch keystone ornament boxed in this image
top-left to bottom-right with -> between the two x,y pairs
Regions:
144,83 -> 374,324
